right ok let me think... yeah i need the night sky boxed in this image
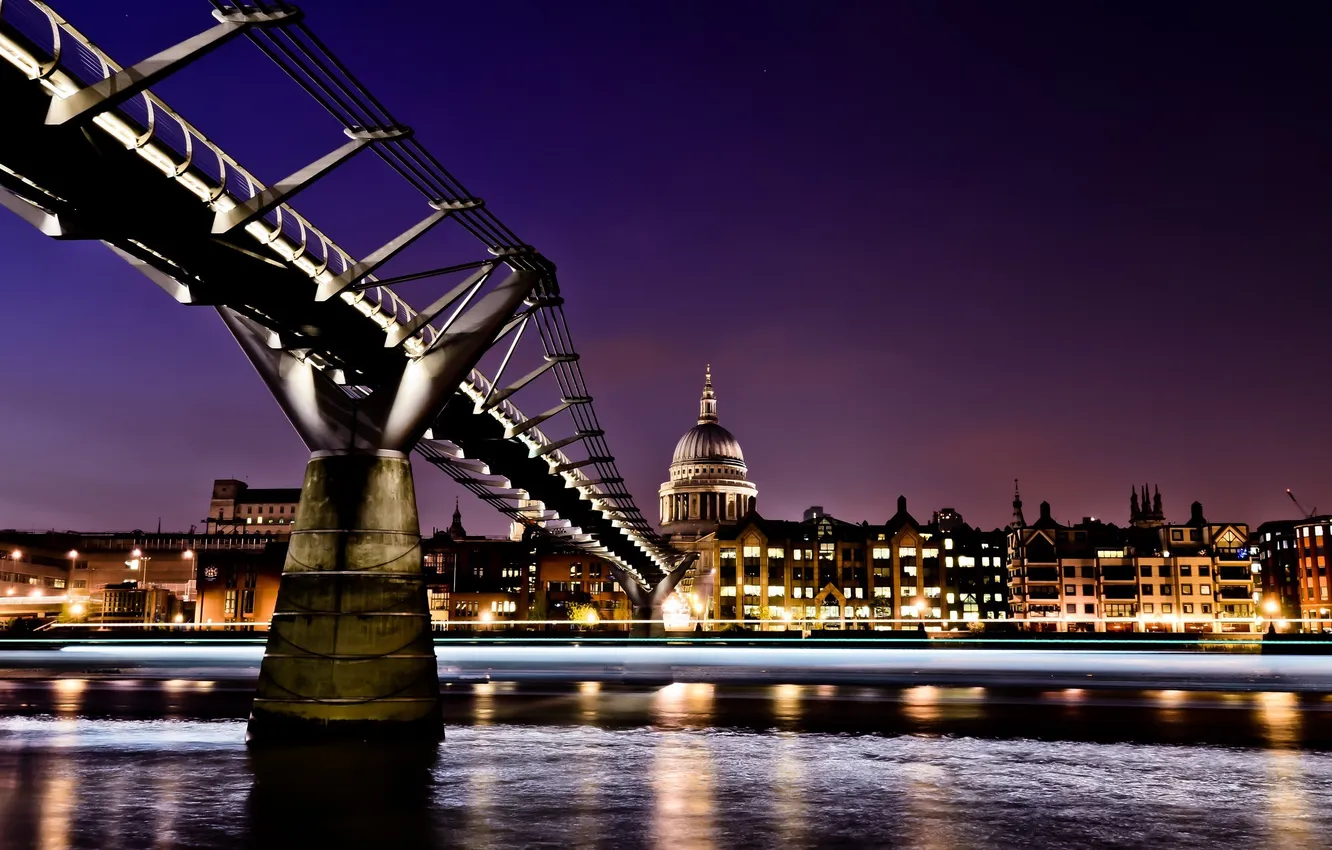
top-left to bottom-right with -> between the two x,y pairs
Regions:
1,1 -> 1328,536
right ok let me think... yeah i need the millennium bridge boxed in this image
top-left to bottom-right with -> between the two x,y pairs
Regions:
0,0 -> 693,739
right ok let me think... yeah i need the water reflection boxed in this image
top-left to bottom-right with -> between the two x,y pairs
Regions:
0,687 -> 1331,849
652,733 -> 716,849
771,733 -> 806,846
1257,691 -> 1314,847
247,740 -> 438,850
652,682 -> 715,729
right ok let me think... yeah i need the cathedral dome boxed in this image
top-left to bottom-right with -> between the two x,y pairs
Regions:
672,422 -> 745,465
668,366 -> 746,469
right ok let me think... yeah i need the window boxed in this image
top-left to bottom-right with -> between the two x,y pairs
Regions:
874,587 -> 891,598
73,580 -> 87,589
224,589 -> 237,617
1081,566 -> 1095,578
1142,585 -> 1153,595
1202,604 -> 1212,614
1181,585 -> 1193,595
1162,603 -> 1172,614
1180,565 -> 1192,577
1199,565 -> 1210,576
1066,603 -> 1076,614
1064,584 -> 1076,595
1143,603 -> 1154,613
1159,565 -> 1173,578
1183,603 -> 1194,614
1063,566 -> 1076,577
1200,585 -> 1211,596
945,539 -> 954,550
1141,565 -> 1153,577
1084,604 -> 1095,614
1159,584 -> 1171,596
1172,530 -> 1183,541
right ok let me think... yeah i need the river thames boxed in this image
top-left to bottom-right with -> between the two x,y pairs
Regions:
1,680 -> 1330,849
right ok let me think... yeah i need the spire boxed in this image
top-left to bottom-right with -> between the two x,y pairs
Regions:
1010,479 -> 1026,528
447,497 -> 467,540
1130,488 -> 1140,521
697,364 -> 718,424
1152,485 -> 1162,518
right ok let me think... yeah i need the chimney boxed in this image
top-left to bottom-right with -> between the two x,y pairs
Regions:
897,495 -> 907,514
1190,501 -> 1206,526
1039,501 -> 1052,522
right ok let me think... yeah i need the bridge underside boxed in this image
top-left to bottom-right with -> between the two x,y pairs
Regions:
0,60 -> 664,582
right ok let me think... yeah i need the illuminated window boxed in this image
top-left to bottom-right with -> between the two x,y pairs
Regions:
923,548 -> 939,559
874,587 -> 891,598
925,587 -> 941,599
946,556 -> 955,569
1183,603 -> 1194,614
944,539 -> 954,550
1181,585 -> 1193,595
1200,585 -> 1211,596
1143,603 -> 1154,613
900,547 -> 917,557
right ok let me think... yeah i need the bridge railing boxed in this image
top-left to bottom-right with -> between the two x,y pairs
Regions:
0,0 -> 419,331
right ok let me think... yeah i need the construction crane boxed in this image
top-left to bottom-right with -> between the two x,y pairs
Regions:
1286,489 -> 1317,519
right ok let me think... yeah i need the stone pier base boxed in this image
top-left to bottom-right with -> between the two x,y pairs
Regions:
247,451 -> 442,742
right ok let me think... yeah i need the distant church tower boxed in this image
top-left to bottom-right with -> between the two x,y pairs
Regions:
1130,484 -> 1166,528
1010,479 -> 1026,529
447,498 -> 467,540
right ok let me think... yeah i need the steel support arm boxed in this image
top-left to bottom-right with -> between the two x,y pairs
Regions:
552,456 -> 613,474
377,270 -> 539,449
212,127 -> 409,234
478,355 -> 578,413
46,7 -> 302,126
503,397 -> 591,439
531,430 -> 603,458
385,263 -> 495,348
315,199 -> 480,302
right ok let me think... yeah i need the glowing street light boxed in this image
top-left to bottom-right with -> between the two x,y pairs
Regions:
1264,599 -> 1280,616
10,549 -> 20,560
183,550 -> 195,560
69,603 -> 85,617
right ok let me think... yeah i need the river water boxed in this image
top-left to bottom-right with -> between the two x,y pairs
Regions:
1,681 -> 1330,849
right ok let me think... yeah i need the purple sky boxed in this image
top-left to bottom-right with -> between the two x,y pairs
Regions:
2,1 -> 1329,536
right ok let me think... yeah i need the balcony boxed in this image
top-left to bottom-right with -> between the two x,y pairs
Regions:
1027,567 -> 1060,583
1216,566 -> 1250,582
1102,585 -> 1138,600
1216,585 -> 1253,600
1101,565 -> 1137,582
1028,586 -> 1060,601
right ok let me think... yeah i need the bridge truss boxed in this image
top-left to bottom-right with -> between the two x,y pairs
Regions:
0,0 -> 675,582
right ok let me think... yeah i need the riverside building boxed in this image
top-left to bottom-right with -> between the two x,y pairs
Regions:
1007,488 -> 1257,632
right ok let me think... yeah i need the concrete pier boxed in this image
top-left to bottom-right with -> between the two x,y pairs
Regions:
247,451 -> 441,741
